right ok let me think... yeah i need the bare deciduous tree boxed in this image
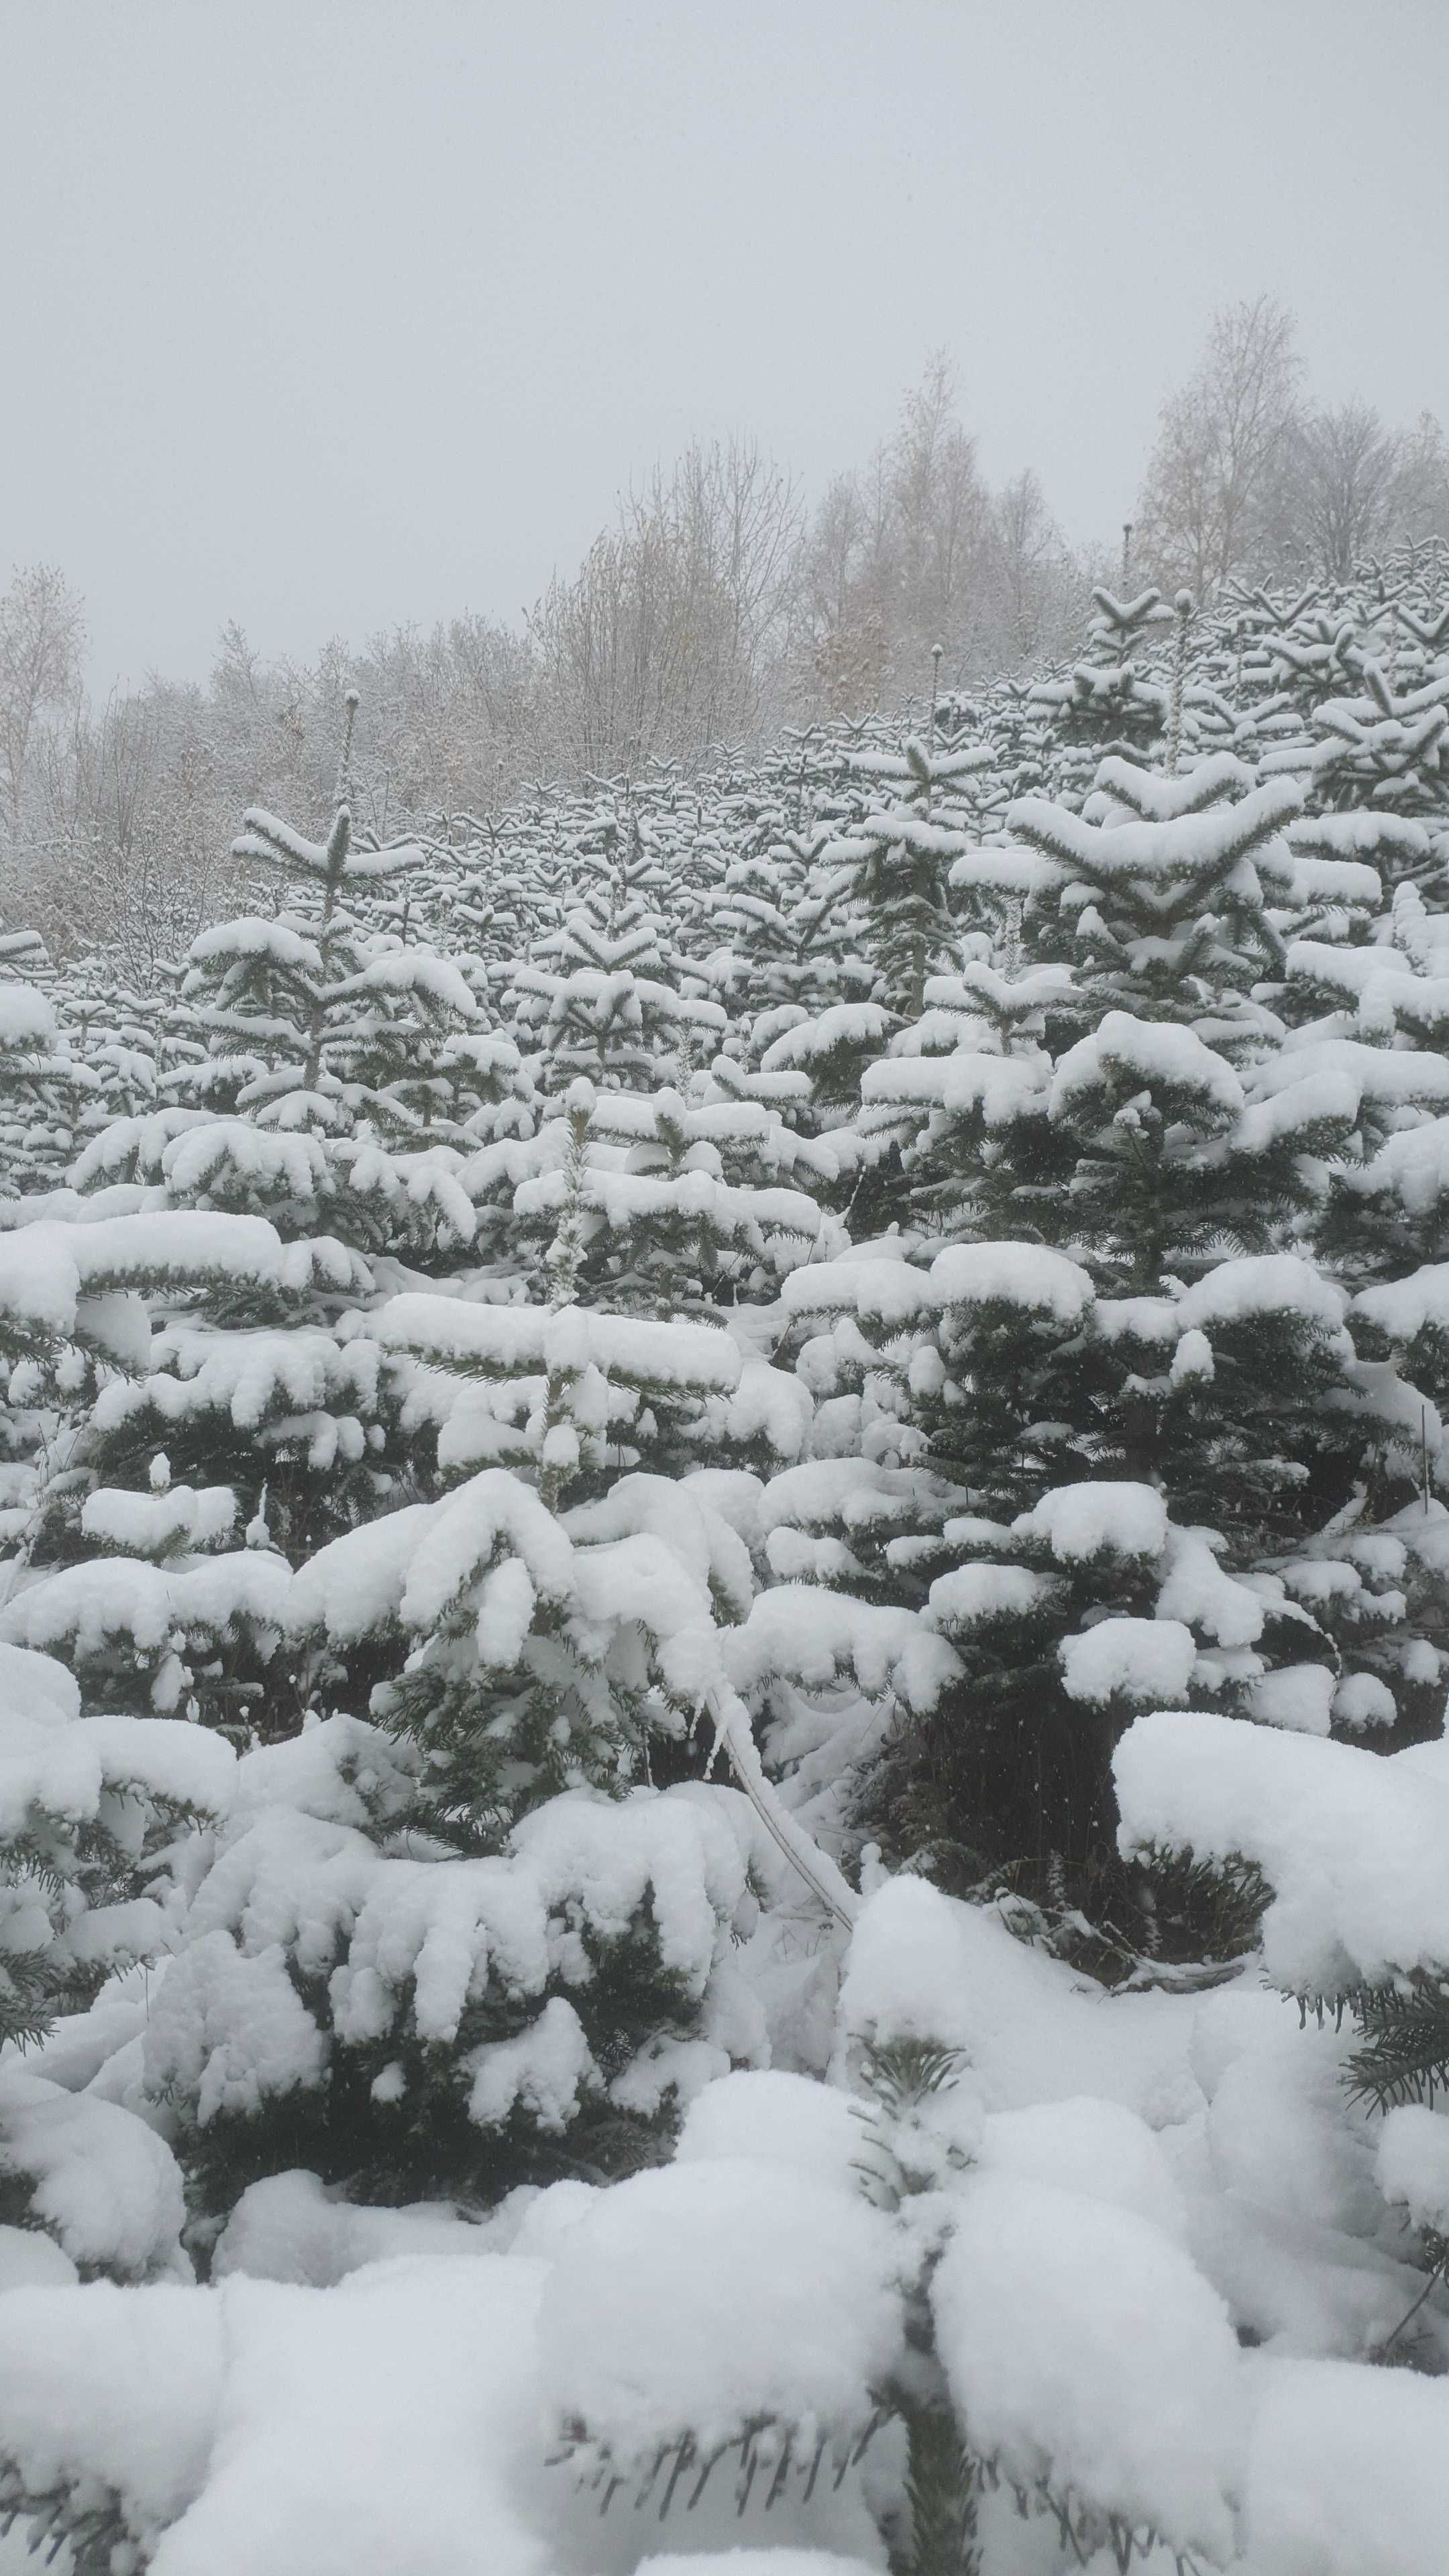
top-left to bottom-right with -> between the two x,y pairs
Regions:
0,564 -> 86,838
1235,397 -> 1449,582
1391,411 -> 1449,555
789,357 -> 1013,711
789,471 -> 885,713
890,355 -> 990,668
1287,400 -> 1403,579
1135,298 -> 1303,594
528,437 -> 802,773
982,469 -> 1081,664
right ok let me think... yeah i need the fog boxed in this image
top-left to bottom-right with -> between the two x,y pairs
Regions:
5,0 -> 1447,688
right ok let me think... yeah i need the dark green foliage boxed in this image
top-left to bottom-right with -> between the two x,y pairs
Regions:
171,1930 -> 700,2227
1346,1976 -> 1449,2112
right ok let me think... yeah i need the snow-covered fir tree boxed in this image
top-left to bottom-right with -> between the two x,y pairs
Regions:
4,582 -> 1449,2574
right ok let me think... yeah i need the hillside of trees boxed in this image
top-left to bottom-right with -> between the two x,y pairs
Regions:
5,299 -> 1447,978
1,339 -> 1449,2569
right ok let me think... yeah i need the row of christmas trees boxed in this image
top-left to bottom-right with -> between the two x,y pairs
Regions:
0,547 -> 1448,2566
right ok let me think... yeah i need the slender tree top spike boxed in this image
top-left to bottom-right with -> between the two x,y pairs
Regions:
334,689 -> 360,812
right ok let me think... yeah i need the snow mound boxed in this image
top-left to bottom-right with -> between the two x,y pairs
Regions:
537,2159 -> 902,2461
932,2171 -> 1243,2563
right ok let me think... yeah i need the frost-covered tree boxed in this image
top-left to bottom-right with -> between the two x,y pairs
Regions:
477,1075 -> 843,1320
1027,584 -> 1175,793
507,809 -> 724,1095
0,1207 -> 311,1727
779,757 -> 1449,1938
703,810 -> 869,1033
822,731 -> 996,1019
0,1636 -> 229,2285
204,694 -> 468,1139
1118,1707 -> 1449,2361
0,975 -> 89,1195
318,1291 -> 749,1841
10,719 -> 498,1601
537,1874 -> 1256,2576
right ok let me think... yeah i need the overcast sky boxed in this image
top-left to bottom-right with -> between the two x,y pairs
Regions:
4,0 -> 1448,692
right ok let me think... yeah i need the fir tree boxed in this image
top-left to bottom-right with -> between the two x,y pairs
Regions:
0,975 -> 90,1197
1027,584 -> 1175,794
0,1635 -> 228,2280
778,756 -> 1449,1938
824,730 -> 996,1019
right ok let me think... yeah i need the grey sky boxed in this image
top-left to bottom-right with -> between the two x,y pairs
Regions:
5,0 -> 1448,692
